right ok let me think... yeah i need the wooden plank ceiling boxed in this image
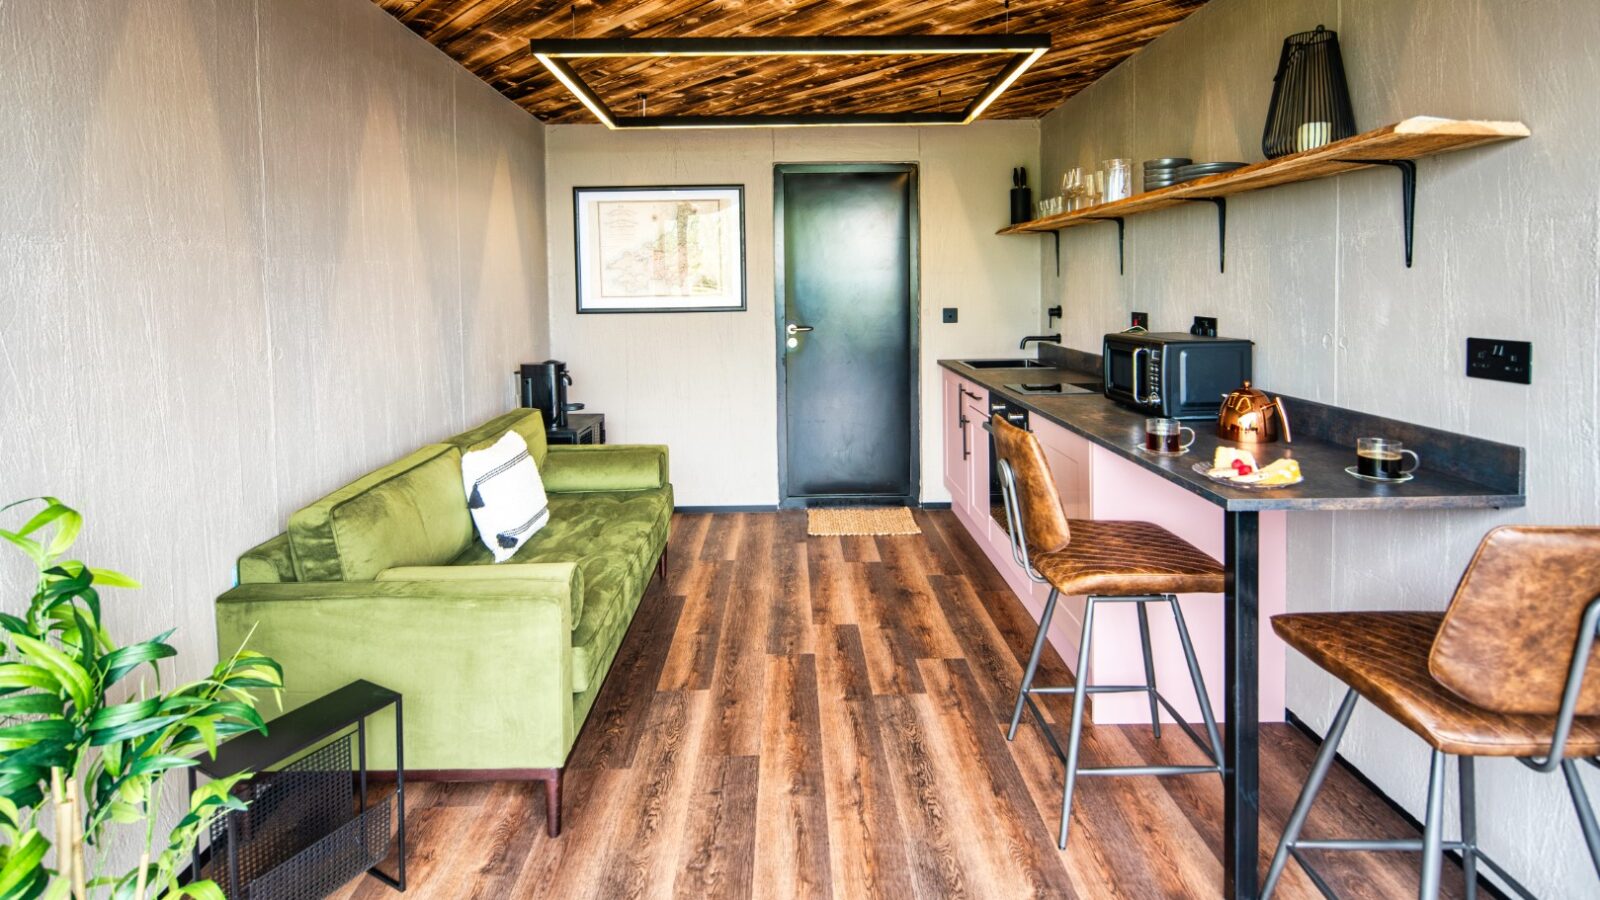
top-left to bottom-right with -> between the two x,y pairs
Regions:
372,0 -> 1209,123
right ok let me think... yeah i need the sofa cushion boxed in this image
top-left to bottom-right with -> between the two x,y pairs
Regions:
288,445 -> 474,582
461,430 -> 549,562
451,486 -> 671,692
237,533 -> 296,584
541,445 -> 669,494
443,408 -> 549,468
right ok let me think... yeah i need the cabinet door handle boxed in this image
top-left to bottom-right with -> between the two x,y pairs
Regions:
959,412 -> 970,460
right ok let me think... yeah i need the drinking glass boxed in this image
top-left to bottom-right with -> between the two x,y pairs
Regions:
1062,167 -> 1085,211
1144,418 -> 1196,454
1103,158 -> 1134,202
1355,437 -> 1420,479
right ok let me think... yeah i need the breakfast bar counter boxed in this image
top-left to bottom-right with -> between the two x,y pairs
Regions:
938,357 -> 1526,899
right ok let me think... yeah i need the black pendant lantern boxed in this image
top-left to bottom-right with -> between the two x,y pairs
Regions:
1261,25 -> 1356,158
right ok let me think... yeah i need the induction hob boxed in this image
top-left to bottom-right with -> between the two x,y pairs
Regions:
1004,382 -> 1100,396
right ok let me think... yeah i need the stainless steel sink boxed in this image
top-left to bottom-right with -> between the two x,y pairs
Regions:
961,358 -> 1049,369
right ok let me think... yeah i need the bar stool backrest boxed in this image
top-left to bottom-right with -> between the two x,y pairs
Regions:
989,414 -> 1072,555
1429,525 -> 1600,716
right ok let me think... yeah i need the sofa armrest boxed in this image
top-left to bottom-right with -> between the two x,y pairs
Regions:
541,444 -> 669,493
376,562 -> 585,623
215,570 -> 579,770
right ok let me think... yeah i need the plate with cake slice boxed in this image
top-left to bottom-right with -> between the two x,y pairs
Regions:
1192,447 -> 1304,489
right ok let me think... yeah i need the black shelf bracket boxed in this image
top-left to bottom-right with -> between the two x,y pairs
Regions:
1340,158 -> 1418,267
1185,198 -> 1227,272
1083,216 -> 1126,275
1050,230 -> 1060,276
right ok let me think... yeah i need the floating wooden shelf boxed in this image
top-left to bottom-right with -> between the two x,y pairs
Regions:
1001,116 -> 1529,269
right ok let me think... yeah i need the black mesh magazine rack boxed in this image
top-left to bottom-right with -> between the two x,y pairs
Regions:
188,680 -> 406,898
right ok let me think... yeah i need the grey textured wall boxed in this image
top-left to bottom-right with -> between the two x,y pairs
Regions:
1038,0 -> 1599,894
0,0 -> 545,742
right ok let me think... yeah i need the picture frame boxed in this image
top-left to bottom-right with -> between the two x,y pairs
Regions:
573,185 -> 747,313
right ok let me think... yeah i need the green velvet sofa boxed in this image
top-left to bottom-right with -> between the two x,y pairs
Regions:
214,409 -> 670,835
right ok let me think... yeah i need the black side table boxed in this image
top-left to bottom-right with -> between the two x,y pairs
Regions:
189,680 -> 406,897
548,412 -> 605,445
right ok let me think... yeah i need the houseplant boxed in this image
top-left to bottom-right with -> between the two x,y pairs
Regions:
0,498 -> 282,899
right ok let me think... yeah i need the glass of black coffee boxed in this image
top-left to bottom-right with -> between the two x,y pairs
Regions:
1144,418 -> 1196,454
1356,437 -> 1420,479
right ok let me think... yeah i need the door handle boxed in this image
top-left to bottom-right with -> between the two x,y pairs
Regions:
786,323 -> 814,335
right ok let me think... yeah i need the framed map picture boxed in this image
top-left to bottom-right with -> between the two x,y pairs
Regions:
574,185 -> 746,313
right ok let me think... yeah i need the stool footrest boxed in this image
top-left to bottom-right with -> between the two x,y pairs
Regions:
1022,692 -> 1221,769
1077,764 -> 1222,777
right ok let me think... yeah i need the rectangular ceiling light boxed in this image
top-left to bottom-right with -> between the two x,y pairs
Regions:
529,35 -> 1050,130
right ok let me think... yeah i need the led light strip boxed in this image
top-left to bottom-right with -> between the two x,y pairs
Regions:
529,35 -> 1051,130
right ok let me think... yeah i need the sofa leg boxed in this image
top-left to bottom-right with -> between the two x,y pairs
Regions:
656,544 -> 668,583
544,769 -> 563,837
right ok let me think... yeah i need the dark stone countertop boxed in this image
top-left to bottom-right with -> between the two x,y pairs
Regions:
940,359 -> 1526,513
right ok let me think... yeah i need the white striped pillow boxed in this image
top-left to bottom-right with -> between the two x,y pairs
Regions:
460,430 -> 548,562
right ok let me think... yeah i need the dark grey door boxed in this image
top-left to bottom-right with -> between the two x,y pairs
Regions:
776,165 -> 917,505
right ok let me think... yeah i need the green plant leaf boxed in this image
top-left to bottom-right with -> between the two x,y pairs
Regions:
87,697 -> 160,732
0,739 -> 72,775
5,634 -> 90,713
128,755 -> 198,777
0,530 -> 42,566
0,827 -> 49,896
88,712 -> 184,746
0,694 -> 61,718
0,720 -> 72,752
102,640 -> 176,686
106,800 -> 143,824
87,567 -> 139,589
161,881 -> 225,900
0,666 -> 57,693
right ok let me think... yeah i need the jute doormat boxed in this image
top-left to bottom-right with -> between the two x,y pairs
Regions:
806,507 -> 922,537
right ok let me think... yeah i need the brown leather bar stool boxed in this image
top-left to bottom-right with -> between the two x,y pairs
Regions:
989,414 -> 1226,849
1264,525 -> 1600,899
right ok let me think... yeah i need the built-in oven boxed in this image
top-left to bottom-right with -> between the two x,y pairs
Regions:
987,394 -> 1028,525
1102,331 -> 1254,420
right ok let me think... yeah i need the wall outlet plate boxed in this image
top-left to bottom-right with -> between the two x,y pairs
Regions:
942,307 -> 958,323
1466,338 -> 1531,384
1191,315 -> 1218,337
1131,311 -> 1149,328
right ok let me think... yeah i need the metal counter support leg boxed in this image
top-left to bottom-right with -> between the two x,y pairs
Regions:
1223,510 -> 1260,899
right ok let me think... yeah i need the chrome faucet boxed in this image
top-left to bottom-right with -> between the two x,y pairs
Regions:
1018,334 -> 1061,350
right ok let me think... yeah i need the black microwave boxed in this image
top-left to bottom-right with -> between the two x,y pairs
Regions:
1102,331 -> 1253,420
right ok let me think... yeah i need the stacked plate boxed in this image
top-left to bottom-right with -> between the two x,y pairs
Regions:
1143,157 -> 1190,192
1172,161 -> 1247,183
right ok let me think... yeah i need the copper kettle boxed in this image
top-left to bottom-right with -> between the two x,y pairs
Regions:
1217,381 -> 1292,443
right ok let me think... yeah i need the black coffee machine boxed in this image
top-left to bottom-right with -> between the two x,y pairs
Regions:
517,361 -> 584,429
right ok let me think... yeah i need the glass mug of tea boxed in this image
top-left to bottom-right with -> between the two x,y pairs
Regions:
1356,437 -> 1420,480
1144,418 -> 1196,454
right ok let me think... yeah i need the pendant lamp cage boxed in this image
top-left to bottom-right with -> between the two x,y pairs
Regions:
1261,25 -> 1356,158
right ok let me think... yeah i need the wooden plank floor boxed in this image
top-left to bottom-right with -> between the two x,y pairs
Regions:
331,510 -> 1474,899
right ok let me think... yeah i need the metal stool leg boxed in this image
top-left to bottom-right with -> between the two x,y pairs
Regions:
1135,601 -> 1161,739
1561,758 -> 1600,882
1009,588 -> 1060,741
1460,756 -> 1479,900
1167,595 -> 1222,765
1058,597 -> 1098,849
1263,688 -> 1360,898
1419,748 -> 1449,899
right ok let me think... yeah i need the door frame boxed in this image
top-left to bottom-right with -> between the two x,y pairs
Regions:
773,162 -> 922,509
